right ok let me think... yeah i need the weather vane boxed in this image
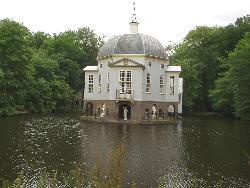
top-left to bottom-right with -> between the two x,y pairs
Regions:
131,1 -> 137,23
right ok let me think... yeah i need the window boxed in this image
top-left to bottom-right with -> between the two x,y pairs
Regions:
160,75 -> 164,94
161,64 -> 164,69
107,83 -> 110,93
126,82 -> 131,94
160,86 -> 164,94
107,73 -> 110,93
160,75 -> 164,85
98,74 -> 101,93
88,84 -> 93,93
120,82 -> 125,94
89,75 -> 94,84
147,62 -> 151,67
107,73 -> 110,82
119,71 -> 132,94
170,76 -> 175,95
146,73 -> 151,93
119,71 -> 125,82
98,74 -> 101,84
88,74 -> 94,93
126,71 -> 131,82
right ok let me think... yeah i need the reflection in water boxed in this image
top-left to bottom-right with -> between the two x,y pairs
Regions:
6,116 -> 82,186
0,114 -> 250,187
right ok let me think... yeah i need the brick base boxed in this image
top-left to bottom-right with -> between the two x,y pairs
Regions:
83,100 -> 179,122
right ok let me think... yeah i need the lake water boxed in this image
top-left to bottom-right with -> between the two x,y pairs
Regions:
0,113 -> 250,187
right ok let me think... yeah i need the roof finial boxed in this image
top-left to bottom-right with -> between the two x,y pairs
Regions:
131,1 -> 137,23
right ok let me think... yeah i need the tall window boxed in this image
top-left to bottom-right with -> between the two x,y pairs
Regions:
126,82 -> 131,94
146,73 -> 151,93
98,74 -> 101,93
107,73 -> 110,93
160,75 -> 164,94
119,70 -> 132,94
126,71 -> 131,82
88,75 -> 94,93
170,76 -> 175,95
120,71 -> 125,82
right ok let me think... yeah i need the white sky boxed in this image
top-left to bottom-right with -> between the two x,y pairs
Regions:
0,0 -> 250,45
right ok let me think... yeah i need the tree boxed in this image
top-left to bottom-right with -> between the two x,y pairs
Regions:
77,27 -> 104,67
171,26 -> 221,112
209,69 -> 234,116
171,15 -> 250,114
45,28 -> 104,92
211,32 -> 250,119
25,49 -> 74,113
0,19 -> 33,116
0,18 -> 103,116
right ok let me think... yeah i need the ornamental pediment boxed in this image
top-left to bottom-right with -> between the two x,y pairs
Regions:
108,58 -> 145,68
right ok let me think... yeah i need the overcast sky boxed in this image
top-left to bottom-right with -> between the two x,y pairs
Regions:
1,0 -> 250,45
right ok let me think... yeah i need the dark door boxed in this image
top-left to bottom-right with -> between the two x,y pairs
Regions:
118,104 -> 131,120
86,102 -> 93,115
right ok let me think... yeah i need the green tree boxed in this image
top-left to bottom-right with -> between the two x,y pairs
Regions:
26,49 -> 74,113
171,15 -> 250,113
0,18 -> 33,116
33,31 -> 52,49
0,18 -> 103,117
171,26 -> 221,112
77,27 -> 104,67
45,28 -> 103,92
211,32 -> 250,119
209,69 -> 234,116
48,31 -> 82,91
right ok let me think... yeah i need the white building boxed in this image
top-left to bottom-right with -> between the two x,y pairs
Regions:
83,19 -> 183,123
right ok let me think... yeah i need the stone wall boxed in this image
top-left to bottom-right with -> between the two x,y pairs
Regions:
84,100 -> 179,123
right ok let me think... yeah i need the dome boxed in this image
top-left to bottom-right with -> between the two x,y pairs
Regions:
98,33 -> 167,59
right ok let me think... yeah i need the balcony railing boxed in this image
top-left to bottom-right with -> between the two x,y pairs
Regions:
116,89 -> 134,101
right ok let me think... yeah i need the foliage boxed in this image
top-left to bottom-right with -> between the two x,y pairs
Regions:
0,18 -> 33,116
0,18 -> 103,116
171,26 -> 221,111
210,33 -> 250,119
1,15 -> 250,119
171,15 -> 250,118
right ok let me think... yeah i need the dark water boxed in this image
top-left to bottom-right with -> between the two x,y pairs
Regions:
0,113 -> 250,187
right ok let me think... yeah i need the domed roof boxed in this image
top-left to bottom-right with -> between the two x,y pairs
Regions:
98,33 -> 167,59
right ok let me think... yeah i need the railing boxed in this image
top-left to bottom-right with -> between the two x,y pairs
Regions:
81,110 -> 108,119
144,111 -> 177,122
116,89 -> 134,101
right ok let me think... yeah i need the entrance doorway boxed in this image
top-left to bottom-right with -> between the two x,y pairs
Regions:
168,105 -> 175,117
86,102 -> 93,115
119,104 -> 131,120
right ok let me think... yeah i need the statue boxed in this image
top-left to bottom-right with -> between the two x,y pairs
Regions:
100,103 -> 106,118
152,105 -> 157,120
123,107 -> 128,120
